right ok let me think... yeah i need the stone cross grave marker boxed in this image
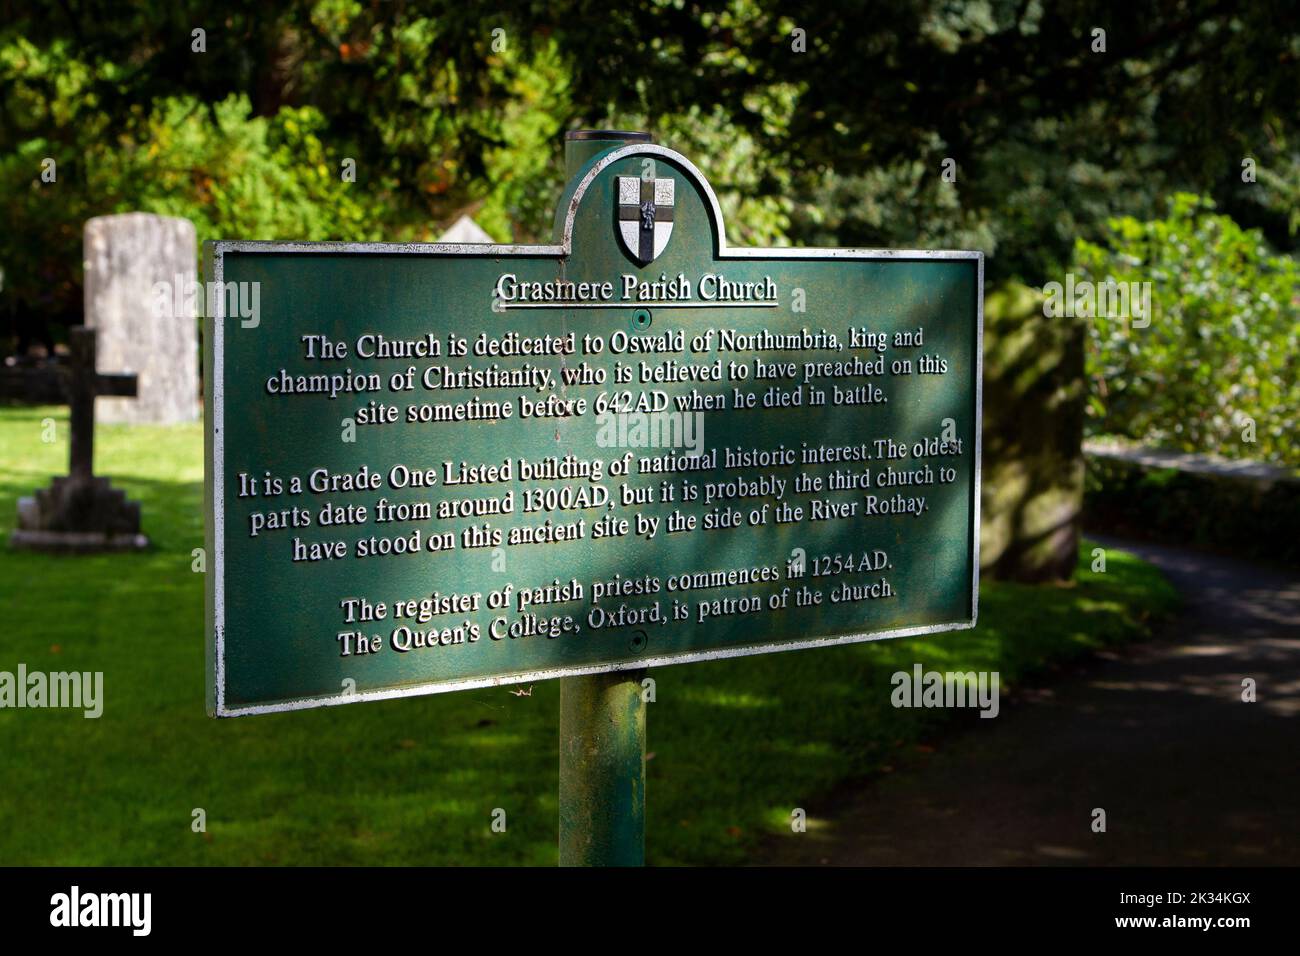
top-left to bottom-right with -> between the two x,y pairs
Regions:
8,327 -> 150,552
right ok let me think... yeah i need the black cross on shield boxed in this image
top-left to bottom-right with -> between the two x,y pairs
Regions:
617,176 -> 675,264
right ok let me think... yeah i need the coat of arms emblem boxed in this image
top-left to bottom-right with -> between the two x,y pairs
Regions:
616,176 -> 675,264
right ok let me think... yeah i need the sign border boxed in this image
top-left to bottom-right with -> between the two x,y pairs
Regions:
205,144 -> 984,717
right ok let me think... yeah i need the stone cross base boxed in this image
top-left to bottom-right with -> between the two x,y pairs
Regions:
10,476 -> 150,553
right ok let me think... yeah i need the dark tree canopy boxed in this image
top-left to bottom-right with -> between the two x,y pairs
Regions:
2,0 -> 1297,342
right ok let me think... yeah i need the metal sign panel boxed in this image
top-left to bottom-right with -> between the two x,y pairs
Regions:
205,144 -> 983,717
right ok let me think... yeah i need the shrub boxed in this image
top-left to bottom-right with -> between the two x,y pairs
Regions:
1075,194 -> 1300,466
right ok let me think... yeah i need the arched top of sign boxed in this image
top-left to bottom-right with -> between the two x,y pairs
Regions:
554,144 -> 980,262
207,142 -> 980,265
554,144 -> 722,258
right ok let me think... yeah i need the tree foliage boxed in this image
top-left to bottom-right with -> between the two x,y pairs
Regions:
1078,194 -> 1300,466
1,0 -> 1297,348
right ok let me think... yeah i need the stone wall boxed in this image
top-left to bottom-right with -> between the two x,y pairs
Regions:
1084,442 -> 1300,565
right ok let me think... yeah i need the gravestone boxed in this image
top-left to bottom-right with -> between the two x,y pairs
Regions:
84,212 -> 199,424
438,214 -> 495,243
9,327 -> 149,553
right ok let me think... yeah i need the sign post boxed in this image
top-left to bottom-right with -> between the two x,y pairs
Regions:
557,131 -> 651,868
559,666 -> 646,865
205,129 -> 983,867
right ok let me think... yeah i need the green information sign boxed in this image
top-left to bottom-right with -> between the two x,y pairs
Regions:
205,138 -> 982,717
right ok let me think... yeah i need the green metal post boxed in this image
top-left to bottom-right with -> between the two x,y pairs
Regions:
557,130 -> 651,867
559,668 -> 647,866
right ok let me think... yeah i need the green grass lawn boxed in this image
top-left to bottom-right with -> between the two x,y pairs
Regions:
0,405 -> 1178,865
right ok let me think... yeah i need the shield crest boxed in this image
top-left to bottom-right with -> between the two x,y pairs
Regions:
616,176 -> 675,264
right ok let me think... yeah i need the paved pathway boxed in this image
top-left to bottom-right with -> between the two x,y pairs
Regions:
758,537 -> 1300,865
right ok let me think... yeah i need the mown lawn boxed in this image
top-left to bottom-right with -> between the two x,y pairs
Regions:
0,405 -> 1178,865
